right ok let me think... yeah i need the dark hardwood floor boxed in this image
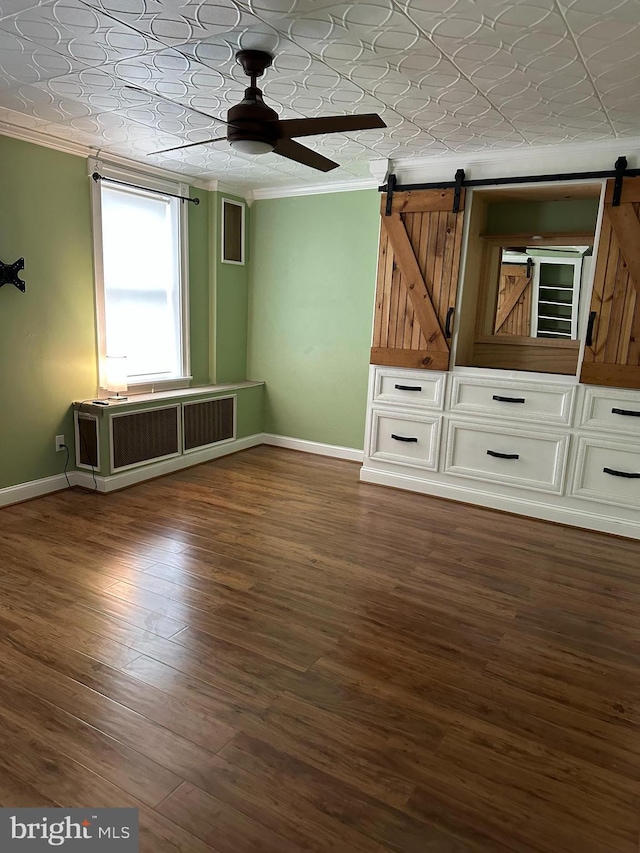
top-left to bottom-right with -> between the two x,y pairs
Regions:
0,446 -> 639,852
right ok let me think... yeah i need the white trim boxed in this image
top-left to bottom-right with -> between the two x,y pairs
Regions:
250,178 -> 378,201
0,433 -> 362,506
261,433 -> 364,462
0,120 -> 211,189
73,433 -> 264,493
359,466 -> 640,540
220,197 -> 246,265
0,473 -> 69,508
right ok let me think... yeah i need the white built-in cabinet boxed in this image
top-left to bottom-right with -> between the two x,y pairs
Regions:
362,366 -> 640,539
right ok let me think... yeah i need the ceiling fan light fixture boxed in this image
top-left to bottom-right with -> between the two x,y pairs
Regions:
230,139 -> 274,155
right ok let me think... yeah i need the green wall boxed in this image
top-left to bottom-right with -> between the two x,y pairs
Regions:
0,136 -> 96,490
486,199 -> 599,234
247,190 -> 380,450
214,192 -> 250,383
0,135 -> 236,490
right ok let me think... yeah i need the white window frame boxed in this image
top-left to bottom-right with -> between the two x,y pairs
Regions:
221,197 -> 246,265
89,158 -> 192,393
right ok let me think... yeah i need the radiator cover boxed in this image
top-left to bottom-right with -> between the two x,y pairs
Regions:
111,405 -> 180,471
183,396 -> 235,452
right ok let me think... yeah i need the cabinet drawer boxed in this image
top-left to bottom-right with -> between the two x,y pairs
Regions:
444,421 -> 569,493
581,387 -> 640,437
449,375 -> 575,425
572,437 -> 640,509
369,410 -> 441,470
373,368 -> 446,410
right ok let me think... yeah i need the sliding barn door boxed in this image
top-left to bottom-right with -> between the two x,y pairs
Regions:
371,188 -> 466,371
494,262 -> 533,336
581,178 -> 640,389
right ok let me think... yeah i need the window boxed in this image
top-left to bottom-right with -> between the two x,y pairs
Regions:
91,161 -> 190,389
222,198 -> 245,264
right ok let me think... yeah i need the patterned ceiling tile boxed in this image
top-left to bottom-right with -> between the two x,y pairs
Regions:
81,0 -> 246,46
0,0 -> 638,187
0,0 -> 167,66
0,27 -> 90,84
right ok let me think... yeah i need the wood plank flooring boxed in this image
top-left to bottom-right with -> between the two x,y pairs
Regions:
0,446 -> 639,852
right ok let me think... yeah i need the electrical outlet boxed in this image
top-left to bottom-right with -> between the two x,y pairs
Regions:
55,435 -> 66,453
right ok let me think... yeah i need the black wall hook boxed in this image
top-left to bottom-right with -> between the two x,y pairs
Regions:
0,257 -> 25,292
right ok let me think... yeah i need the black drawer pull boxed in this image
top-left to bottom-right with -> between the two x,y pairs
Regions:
492,395 -> 525,404
445,306 -> 455,339
603,467 -> 640,479
395,384 -> 422,392
391,434 -> 418,443
586,310 -> 597,347
612,408 -> 640,417
487,450 -> 519,460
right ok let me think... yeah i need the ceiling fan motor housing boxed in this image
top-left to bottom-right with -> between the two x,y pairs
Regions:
227,86 -> 279,147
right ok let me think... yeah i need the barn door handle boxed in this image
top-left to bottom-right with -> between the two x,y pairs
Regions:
445,307 -> 455,339
586,311 -> 597,347
391,434 -> 418,443
603,467 -> 640,479
487,450 -> 519,460
612,408 -> 640,417
492,395 -> 525,404
395,384 -> 422,392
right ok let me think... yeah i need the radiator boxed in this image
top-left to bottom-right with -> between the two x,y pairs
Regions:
183,396 -> 235,452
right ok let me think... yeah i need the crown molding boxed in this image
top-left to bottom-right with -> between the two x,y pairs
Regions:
250,177 -> 378,200
0,117 -> 216,191
388,137 -> 640,185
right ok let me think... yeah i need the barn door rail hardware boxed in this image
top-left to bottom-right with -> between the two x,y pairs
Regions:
0,257 -> 25,293
91,172 -> 200,205
381,156 -> 640,215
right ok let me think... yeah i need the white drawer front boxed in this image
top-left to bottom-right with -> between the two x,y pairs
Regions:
581,387 -> 640,437
449,376 -> 575,426
373,368 -> 446,411
444,421 -> 569,494
572,437 -> 640,509
369,410 -> 441,470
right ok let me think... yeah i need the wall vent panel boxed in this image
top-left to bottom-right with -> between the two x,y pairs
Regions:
112,406 -> 180,471
183,396 -> 235,452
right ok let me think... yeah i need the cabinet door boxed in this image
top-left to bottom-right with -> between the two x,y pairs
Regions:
371,188 -> 465,371
580,177 -> 640,389
494,262 -> 532,336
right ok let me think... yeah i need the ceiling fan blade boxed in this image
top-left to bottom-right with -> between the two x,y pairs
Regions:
277,114 -> 386,139
273,138 -> 339,172
124,85 -> 232,126
149,137 -> 228,155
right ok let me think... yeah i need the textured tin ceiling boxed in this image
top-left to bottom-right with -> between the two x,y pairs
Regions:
0,0 -> 638,189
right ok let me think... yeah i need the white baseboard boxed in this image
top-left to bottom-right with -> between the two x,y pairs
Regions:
261,433 -> 364,463
0,433 -> 364,508
71,433 -> 264,494
360,466 -> 640,540
0,473 -> 70,508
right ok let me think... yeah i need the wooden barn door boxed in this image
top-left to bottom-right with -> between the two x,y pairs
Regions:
371,188 -> 466,371
494,262 -> 532,336
581,178 -> 640,389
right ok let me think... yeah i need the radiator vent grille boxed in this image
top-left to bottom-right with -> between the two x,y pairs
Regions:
77,414 -> 98,468
183,397 -> 234,451
112,407 -> 179,470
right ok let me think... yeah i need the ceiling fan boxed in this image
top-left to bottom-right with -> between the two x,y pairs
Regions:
145,50 -> 386,172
